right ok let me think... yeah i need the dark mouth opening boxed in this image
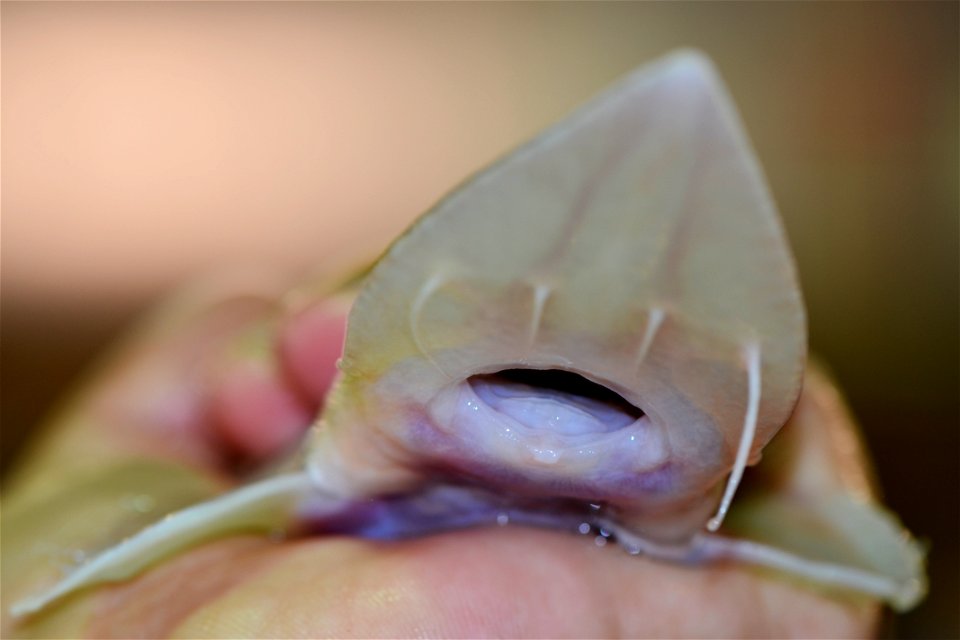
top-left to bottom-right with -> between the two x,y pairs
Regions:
468,368 -> 644,432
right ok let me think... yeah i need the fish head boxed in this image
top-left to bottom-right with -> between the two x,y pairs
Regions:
309,50 -> 806,540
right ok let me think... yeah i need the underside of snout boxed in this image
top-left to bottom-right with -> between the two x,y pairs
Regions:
422,367 -> 682,504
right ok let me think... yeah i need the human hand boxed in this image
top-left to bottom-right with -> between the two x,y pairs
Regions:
2,278 -> 879,638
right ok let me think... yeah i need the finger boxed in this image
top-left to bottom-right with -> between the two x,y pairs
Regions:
278,296 -> 349,404
205,357 -> 313,465
85,527 -> 877,638
8,274 -> 288,491
205,297 -> 348,465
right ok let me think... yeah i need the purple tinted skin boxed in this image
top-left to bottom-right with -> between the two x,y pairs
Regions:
398,377 -> 695,509
302,484 -> 604,542
325,365 -> 730,548
299,480 -> 716,572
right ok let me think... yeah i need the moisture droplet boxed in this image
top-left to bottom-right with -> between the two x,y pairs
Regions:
589,503 -> 602,511
594,535 -> 608,547
578,522 -> 591,535
56,549 -> 88,574
599,527 -> 611,538
530,447 -> 560,464
496,513 -> 510,526
131,495 -> 155,513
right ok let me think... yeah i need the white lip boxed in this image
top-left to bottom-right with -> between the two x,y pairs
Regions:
426,375 -> 670,475
469,373 -> 641,436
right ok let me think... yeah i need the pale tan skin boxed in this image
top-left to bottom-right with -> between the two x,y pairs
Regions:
2,284 -> 878,639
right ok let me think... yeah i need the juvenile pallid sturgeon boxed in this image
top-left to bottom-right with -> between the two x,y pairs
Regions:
12,50 -> 926,617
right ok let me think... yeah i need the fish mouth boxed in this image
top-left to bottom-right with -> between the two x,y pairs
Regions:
310,370 -> 674,554
417,367 -> 669,476
308,366 -> 683,551
417,366 -> 672,505
467,369 -> 644,437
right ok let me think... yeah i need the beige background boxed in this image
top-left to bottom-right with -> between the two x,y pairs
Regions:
2,3 -> 957,635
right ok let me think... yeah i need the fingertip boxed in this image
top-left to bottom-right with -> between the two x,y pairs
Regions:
279,300 -> 349,404
204,296 -> 348,468
208,366 -> 313,462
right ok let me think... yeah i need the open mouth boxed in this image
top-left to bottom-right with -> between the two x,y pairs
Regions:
467,369 -> 644,436
421,366 -> 667,480
318,368 -> 673,544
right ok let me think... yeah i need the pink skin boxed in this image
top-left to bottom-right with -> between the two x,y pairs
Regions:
208,369 -> 314,462
279,302 -> 349,404
4,289 -> 878,638
206,300 -> 347,465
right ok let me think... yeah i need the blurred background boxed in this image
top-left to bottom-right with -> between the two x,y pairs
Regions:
2,3 -> 956,636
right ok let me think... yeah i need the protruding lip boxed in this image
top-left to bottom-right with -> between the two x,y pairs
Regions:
418,368 -> 674,505
468,369 -> 645,437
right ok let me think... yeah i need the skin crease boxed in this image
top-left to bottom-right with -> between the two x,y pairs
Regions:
3,283 -> 879,639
